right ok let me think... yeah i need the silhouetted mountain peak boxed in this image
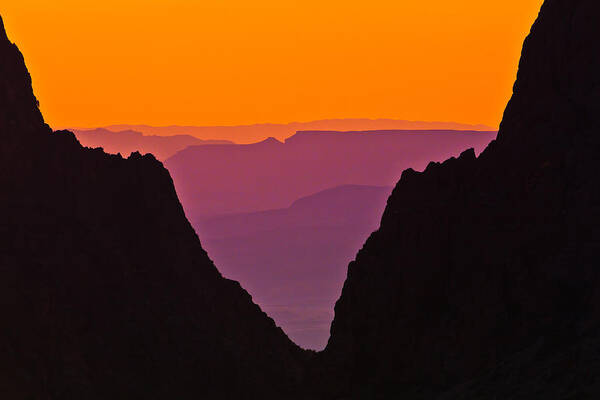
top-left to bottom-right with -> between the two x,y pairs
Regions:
0,15 -> 6,42
0,15 -> 307,399
0,15 -> 47,141
496,0 -> 600,151
257,136 -> 283,145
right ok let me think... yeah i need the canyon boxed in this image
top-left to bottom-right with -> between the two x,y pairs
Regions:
2,0 -> 599,398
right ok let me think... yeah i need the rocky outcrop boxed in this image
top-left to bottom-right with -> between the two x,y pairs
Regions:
0,15 -> 307,399
317,0 -> 600,398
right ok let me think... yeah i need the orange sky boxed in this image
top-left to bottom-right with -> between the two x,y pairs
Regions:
1,0 -> 543,129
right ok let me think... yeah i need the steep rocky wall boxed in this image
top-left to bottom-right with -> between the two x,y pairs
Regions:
0,15 -> 308,400
3,0 -> 600,397
319,0 -> 600,398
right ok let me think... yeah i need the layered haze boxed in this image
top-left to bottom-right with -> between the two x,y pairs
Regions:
166,129 -> 496,348
67,125 -> 497,349
4,0 -> 600,397
197,184 -> 393,349
74,119 -> 494,144
72,128 -> 233,160
0,0 -> 540,353
165,130 -> 496,217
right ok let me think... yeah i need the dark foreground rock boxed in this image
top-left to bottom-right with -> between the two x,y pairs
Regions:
2,0 -> 600,398
316,0 -> 600,398
0,15 -> 308,400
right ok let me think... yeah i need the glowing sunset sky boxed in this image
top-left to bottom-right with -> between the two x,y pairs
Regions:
1,0 -> 543,129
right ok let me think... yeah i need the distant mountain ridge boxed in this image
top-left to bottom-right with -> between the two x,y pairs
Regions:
72,128 -> 232,160
67,119 -> 496,143
165,129 -> 496,218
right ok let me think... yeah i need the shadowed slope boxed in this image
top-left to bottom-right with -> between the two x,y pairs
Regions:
317,0 -> 600,398
3,0 -> 598,396
0,15 -> 307,399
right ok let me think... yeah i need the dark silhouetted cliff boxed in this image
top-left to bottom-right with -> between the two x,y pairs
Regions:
3,0 -> 600,397
316,0 -> 600,398
0,15 -> 307,400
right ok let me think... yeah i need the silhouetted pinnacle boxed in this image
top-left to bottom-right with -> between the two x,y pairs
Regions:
0,15 -> 7,42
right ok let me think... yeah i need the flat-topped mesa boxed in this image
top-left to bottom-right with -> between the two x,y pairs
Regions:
0,15 -> 47,142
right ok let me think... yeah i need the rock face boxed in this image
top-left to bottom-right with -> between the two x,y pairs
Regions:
3,0 -> 600,397
0,15 -> 307,400
318,0 -> 600,398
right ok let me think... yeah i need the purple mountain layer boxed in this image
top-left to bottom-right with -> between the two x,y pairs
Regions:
4,0 -> 600,397
196,184 -> 392,350
70,119 -> 496,143
166,129 -> 496,218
